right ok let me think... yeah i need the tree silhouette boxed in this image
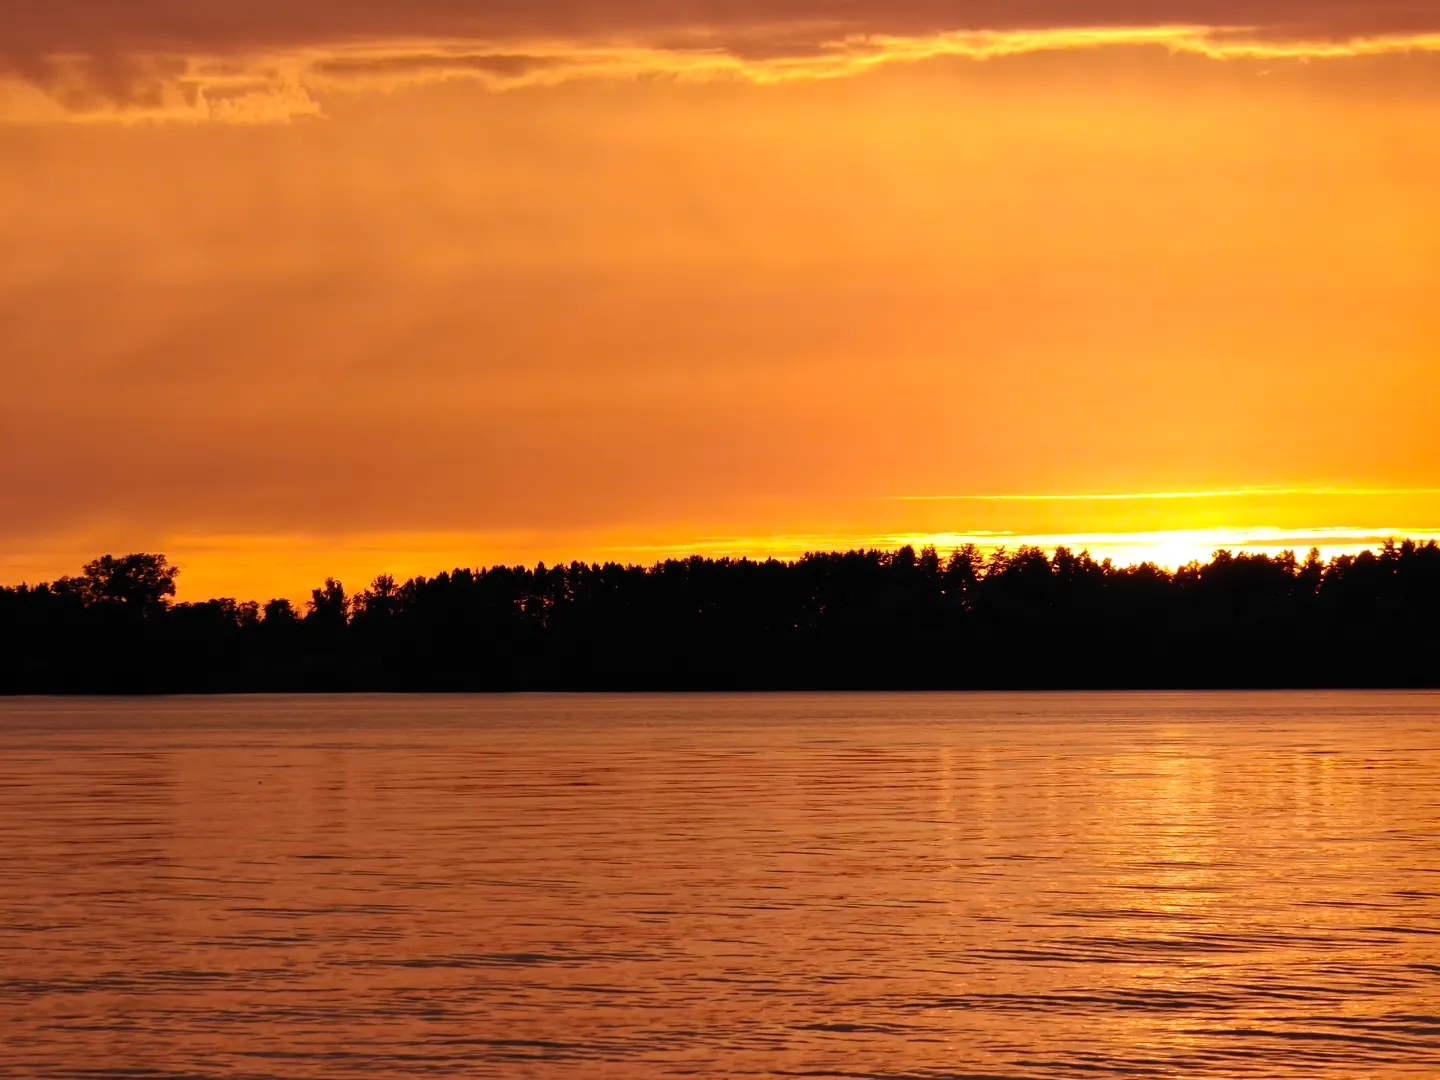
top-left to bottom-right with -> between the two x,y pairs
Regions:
308,578 -> 347,628
2,543 -> 1438,693
78,554 -> 178,615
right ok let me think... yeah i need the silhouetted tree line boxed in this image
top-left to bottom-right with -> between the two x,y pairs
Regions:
2,542 -> 1439,693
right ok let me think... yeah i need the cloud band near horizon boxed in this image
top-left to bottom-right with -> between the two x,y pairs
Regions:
5,0 -> 1440,122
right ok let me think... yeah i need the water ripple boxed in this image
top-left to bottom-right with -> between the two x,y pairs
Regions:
1,691 -> 1438,1078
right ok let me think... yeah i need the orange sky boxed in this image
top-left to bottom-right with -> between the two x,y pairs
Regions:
2,3 -> 1439,601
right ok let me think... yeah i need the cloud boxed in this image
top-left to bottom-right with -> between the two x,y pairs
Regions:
4,0 -> 1440,121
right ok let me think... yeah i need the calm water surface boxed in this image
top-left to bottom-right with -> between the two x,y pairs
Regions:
1,692 -> 1438,1078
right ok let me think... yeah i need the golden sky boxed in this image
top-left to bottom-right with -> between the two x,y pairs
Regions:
3,2 -> 1439,600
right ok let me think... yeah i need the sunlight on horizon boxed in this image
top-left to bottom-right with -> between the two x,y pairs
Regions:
6,523 -> 1440,605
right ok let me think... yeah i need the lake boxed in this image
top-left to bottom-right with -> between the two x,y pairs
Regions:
1,692 -> 1438,1077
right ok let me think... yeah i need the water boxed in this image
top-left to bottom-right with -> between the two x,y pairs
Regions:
1,692 -> 1438,1078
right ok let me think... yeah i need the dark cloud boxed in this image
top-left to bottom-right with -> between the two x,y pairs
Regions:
3,0 -> 1439,119
4,1 -> 1439,62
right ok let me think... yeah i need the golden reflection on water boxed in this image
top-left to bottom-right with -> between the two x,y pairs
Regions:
1,692 -> 1438,1078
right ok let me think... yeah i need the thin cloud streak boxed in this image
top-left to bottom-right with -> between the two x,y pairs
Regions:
896,487 -> 1440,503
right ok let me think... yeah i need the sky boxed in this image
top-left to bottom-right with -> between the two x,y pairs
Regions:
2,1 -> 1439,601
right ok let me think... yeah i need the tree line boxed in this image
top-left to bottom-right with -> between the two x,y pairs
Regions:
2,542 -> 1439,693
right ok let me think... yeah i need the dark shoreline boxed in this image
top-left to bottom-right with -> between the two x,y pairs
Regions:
6,685 -> 1440,705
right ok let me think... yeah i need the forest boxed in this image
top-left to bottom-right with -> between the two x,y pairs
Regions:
2,542 -> 1438,693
